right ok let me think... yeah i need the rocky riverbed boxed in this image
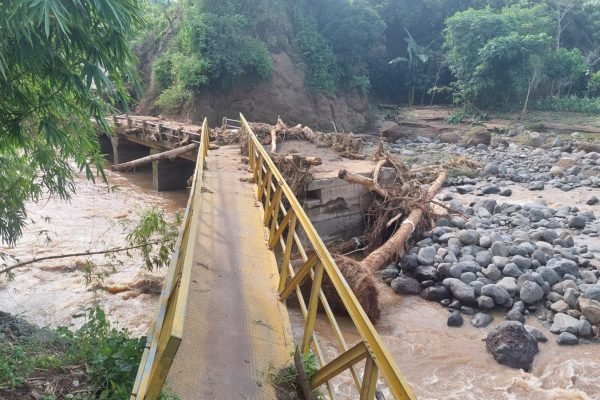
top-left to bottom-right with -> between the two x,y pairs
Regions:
380,126 -> 599,370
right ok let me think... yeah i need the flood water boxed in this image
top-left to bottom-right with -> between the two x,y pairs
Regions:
0,168 -> 187,336
2,165 -> 599,398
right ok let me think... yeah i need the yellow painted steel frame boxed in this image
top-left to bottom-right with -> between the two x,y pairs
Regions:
241,114 -> 415,400
130,118 -> 210,400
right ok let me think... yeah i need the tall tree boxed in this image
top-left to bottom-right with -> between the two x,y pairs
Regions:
0,0 -> 143,245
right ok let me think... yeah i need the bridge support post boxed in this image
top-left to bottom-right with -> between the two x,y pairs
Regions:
151,149 -> 195,191
111,135 -> 150,166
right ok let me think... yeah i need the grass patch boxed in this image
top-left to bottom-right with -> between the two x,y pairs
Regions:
267,351 -> 324,400
0,307 -> 177,400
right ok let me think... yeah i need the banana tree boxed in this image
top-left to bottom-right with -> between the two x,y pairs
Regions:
389,28 -> 430,105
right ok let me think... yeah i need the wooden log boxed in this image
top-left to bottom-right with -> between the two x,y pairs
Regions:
110,143 -> 198,171
338,167 -> 388,198
294,347 -> 313,400
284,154 -> 322,166
360,171 -> 447,273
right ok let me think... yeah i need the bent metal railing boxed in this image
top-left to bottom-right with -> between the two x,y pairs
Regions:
130,118 -> 210,400
241,114 -> 415,399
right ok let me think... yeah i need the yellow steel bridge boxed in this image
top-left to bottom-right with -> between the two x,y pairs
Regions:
129,115 -> 415,400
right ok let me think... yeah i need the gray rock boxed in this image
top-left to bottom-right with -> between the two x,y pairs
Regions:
486,321 -> 539,371
536,266 -> 560,285
381,268 -> 400,282
481,284 -> 511,305
547,258 -> 580,278
417,246 -> 436,265
568,215 -> 587,229
391,277 -> 422,295
483,162 -> 500,175
512,255 -> 532,270
578,297 -> 600,324
491,241 -> 509,257
525,326 -> 548,342
578,318 -> 593,337
470,280 -> 484,296
547,292 -> 564,302
447,310 -> 464,327
563,288 -> 580,309
456,260 -> 482,274
442,278 -> 476,305
549,300 -> 570,313
476,251 -> 493,267
483,265 -> 502,281
493,256 -> 510,268
528,181 -> 545,191
507,308 -> 525,323
458,229 -> 480,245
528,131 -> 545,147
587,196 -> 599,206
400,254 -> 419,273
448,238 -> 462,255
415,266 -> 439,282
532,250 -> 547,266
581,286 -> 600,302
497,277 -> 518,297
500,188 -> 513,197
421,286 -> 450,302
471,312 -> 493,328
581,271 -> 598,284
503,263 -> 522,278
460,272 -> 477,284
520,281 -> 544,304
477,295 -> 496,310
557,332 -> 578,345
551,280 -> 578,295
550,313 -> 579,334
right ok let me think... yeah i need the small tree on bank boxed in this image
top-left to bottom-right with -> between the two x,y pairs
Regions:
0,0 -> 143,245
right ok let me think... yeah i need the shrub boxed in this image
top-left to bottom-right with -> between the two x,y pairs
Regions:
529,96 -> 600,114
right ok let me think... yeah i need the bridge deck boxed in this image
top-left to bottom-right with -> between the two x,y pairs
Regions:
167,145 -> 294,399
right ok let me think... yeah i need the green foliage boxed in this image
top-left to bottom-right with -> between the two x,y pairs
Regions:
151,0 -> 277,111
290,0 -> 384,93
442,2 -> 596,110
0,307 -> 181,399
589,71 -> 600,97
530,96 -> 600,114
0,0 -> 143,245
126,208 -> 181,271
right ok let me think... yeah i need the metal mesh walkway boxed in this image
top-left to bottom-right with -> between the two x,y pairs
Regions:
167,145 -> 294,399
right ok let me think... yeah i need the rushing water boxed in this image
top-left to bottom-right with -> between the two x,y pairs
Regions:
0,168 -> 187,336
2,166 -> 599,398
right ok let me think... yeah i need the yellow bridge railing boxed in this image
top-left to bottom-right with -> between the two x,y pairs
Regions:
241,114 -> 415,399
130,118 -> 210,399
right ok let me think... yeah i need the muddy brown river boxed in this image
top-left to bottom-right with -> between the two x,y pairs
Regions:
1,168 -> 599,399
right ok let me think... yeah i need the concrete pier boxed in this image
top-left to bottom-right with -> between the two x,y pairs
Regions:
151,149 -> 195,192
111,135 -> 150,165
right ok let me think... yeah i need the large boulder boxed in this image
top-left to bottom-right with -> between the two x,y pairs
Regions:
439,132 -> 462,144
466,130 -> 491,147
528,131 -> 546,148
486,322 -> 539,371
380,120 -> 403,140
